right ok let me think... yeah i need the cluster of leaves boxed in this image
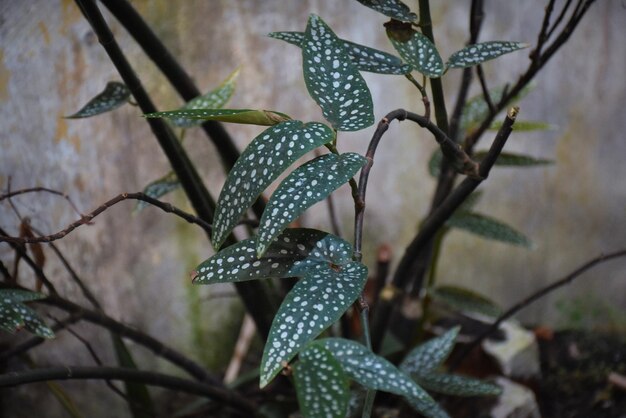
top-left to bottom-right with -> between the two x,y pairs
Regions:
138,1 -> 534,415
30,1 -> 557,416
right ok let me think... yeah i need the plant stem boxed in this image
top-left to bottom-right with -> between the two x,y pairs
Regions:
75,0 -> 277,338
418,0 -> 449,135
0,366 -> 257,415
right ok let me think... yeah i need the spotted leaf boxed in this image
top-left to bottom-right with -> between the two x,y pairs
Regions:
473,151 -> 553,167
318,338 -> 449,418
211,121 -> 334,249
447,41 -> 528,69
387,28 -> 444,78
261,260 -> 367,387
400,327 -> 460,376
294,344 -> 349,418
355,0 -> 417,22
447,211 -> 531,247
269,32 -> 411,75
431,285 -> 502,318
144,108 -> 291,126
0,289 -> 54,339
169,68 -> 239,127
416,373 -> 502,397
65,81 -> 130,119
302,15 -> 374,131
257,152 -> 367,256
135,171 -> 180,212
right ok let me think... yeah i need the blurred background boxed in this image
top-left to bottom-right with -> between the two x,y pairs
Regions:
1,1 -> 624,416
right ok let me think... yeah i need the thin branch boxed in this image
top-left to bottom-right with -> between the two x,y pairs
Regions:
53,317 -> 130,402
0,192 -> 212,244
464,0 -> 595,151
371,108 -> 519,351
0,226 -> 57,294
448,249 -> 626,371
531,0 -> 557,61
546,0 -> 574,39
0,187 -> 83,217
418,0 -> 449,135
0,281 -> 219,386
476,65 -> 495,114
98,0 -> 268,221
0,366 -> 257,415
74,0 -> 216,227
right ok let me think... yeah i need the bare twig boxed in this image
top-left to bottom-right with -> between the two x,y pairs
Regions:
0,281 -> 219,386
0,366 -> 257,415
1,187 -> 83,217
53,317 -> 130,402
224,315 -> 256,385
476,65 -> 495,114
0,192 -> 213,244
448,249 -> 626,371
0,226 -> 57,294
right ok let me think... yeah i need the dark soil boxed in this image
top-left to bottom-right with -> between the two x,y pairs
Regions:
536,330 -> 626,418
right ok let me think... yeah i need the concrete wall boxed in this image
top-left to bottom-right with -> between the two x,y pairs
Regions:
1,1 -> 624,416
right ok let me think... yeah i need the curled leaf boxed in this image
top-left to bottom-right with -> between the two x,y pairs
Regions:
386,22 -> 444,78
355,0 -> 417,22
447,41 -> 528,69
447,211 -> 532,248
65,82 -> 130,119
144,108 -> 291,126
170,68 -> 239,127
135,171 -> 180,212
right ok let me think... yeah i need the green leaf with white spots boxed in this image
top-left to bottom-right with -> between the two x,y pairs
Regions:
318,338 -> 450,418
302,15 -> 374,131
447,211 -> 532,247
294,345 -> 349,418
490,120 -> 555,132
144,108 -> 291,126
269,32 -> 411,75
135,171 -> 180,212
355,0 -> 417,22
431,285 -> 502,318
65,82 -> 130,119
169,68 -> 239,128
387,25 -> 444,78
193,229 -> 367,387
257,152 -> 367,256
474,151 -> 553,167
446,41 -> 529,69
400,327 -> 460,376
460,84 -> 533,134
211,121 -> 334,249
416,373 -> 502,397
0,289 -> 54,339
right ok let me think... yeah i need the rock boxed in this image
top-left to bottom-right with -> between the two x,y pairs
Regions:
490,377 -> 541,418
482,321 -> 541,379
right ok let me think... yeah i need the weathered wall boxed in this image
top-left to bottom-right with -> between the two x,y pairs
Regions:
1,1 -> 624,416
